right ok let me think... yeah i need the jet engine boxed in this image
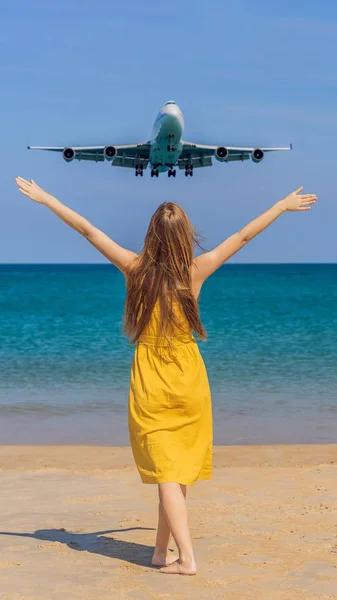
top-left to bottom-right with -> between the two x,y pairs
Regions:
251,148 -> 264,163
104,146 -> 117,160
215,147 -> 229,162
63,147 -> 75,162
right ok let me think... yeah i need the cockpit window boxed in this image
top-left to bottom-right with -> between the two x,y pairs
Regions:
164,101 -> 175,105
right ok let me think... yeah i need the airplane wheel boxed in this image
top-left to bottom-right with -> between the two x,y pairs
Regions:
185,171 -> 188,177
140,170 -> 143,177
173,169 -> 176,177
168,171 -> 171,177
151,170 -> 154,177
156,170 -> 159,177
135,171 -> 138,176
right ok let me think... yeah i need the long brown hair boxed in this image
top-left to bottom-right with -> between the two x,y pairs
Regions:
123,201 -> 207,344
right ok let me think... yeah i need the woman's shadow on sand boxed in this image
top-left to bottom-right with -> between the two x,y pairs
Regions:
0,526 -> 169,568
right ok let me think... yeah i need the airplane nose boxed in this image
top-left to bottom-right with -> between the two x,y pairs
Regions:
161,101 -> 179,113
153,102 -> 184,141
161,112 -> 184,139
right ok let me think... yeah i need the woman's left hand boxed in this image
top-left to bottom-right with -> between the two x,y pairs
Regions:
280,187 -> 317,212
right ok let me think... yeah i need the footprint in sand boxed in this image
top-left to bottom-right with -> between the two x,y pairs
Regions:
0,560 -> 21,568
65,494 -> 116,503
119,518 -> 141,525
38,542 -> 63,550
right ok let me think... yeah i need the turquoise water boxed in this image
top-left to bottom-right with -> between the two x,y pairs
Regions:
1,264 -> 336,445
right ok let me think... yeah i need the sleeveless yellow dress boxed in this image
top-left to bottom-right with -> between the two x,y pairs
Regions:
128,300 -> 213,485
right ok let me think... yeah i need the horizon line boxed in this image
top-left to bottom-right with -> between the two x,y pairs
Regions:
0,262 -> 336,267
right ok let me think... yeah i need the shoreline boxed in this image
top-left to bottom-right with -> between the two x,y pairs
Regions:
1,404 -> 337,446
1,443 -> 337,471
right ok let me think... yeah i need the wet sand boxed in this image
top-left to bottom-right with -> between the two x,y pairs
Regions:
1,444 -> 337,600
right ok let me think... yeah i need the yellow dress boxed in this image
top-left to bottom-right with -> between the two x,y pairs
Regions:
128,300 -> 213,485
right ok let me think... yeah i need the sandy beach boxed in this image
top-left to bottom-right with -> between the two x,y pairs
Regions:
1,444 -> 337,600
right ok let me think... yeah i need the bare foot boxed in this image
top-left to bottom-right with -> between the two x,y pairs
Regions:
159,558 -> 197,575
151,551 -> 179,567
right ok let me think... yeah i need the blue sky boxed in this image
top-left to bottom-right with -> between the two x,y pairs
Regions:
1,0 -> 336,263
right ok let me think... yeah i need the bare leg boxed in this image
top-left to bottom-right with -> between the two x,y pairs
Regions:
180,484 -> 187,499
152,484 -> 187,566
151,501 -> 178,566
158,482 -> 196,575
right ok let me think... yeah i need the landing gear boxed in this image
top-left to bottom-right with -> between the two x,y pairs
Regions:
135,165 -> 143,177
185,166 -> 193,177
168,168 -> 176,178
151,168 -> 159,178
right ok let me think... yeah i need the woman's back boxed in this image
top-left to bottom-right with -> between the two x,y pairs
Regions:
138,299 -> 194,344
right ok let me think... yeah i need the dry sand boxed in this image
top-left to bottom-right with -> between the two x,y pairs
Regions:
1,444 -> 337,600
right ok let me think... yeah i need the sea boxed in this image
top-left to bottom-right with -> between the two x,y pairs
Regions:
1,263 -> 336,445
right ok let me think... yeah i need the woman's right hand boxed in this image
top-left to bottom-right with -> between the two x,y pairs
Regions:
15,177 -> 50,204
280,187 -> 317,212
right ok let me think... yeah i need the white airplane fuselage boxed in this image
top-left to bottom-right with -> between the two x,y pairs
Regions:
150,101 -> 184,172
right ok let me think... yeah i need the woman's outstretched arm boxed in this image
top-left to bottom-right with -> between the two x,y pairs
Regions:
15,177 -> 137,274
193,187 -> 317,285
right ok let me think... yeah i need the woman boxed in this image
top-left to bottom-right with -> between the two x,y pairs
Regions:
15,177 -> 316,575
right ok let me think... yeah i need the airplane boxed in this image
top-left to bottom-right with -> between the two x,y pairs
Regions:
28,101 -> 292,178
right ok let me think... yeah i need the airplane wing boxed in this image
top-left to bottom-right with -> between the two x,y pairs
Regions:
28,142 -> 151,168
179,142 -> 292,168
